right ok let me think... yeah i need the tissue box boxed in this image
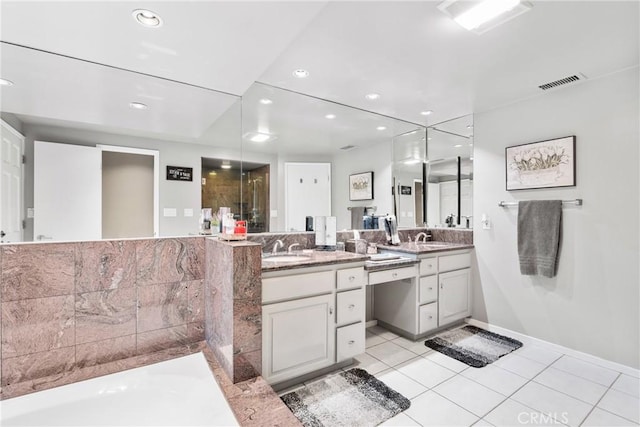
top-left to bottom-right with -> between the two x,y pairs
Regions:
346,239 -> 367,254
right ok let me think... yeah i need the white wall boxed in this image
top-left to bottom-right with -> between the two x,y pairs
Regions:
332,141 -> 393,230
22,124 -> 244,240
1,113 -> 23,134
473,67 -> 639,368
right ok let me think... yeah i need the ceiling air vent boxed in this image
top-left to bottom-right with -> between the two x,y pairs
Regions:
538,73 -> 587,91
340,145 -> 357,151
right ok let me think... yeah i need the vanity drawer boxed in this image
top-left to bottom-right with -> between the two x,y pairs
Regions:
262,270 -> 334,304
438,252 -> 471,273
419,302 -> 438,333
336,322 -> 365,362
336,289 -> 365,326
419,275 -> 438,304
419,257 -> 437,276
337,267 -> 367,290
368,265 -> 417,286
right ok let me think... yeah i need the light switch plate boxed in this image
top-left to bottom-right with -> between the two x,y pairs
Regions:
184,208 -> 193,217
163,208 -> 177,217
27,207 -> 34,218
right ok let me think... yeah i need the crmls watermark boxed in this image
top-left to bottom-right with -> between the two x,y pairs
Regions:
517,411 -> 569,425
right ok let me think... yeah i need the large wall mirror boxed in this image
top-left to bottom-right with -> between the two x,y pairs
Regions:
0,42 -> 242,243
235,82 -> 425,233
425,115 -> 474,228
392,128 -> 428,228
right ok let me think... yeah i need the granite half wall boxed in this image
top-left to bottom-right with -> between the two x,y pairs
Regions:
205,239 -> 262,383
0,237 -> 205,398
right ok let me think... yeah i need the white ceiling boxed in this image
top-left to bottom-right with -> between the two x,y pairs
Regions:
0,1 -> 638,150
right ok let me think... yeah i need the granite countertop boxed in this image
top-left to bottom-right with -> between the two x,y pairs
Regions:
377,241 -> 474,254
261,250 -> 368,271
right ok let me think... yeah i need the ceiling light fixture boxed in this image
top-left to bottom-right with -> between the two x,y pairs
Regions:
467,124 -> 474,129
132,9 -> 163,28
129,102 -> 148,110
420,110 -> 433,116
454,144 -> 463,148
221,164 -> 232,170
438,0 -> 532,34
325,114 -> 336,119
259,98 -> 273,105
404,159 -> 421,165
0,78 -> 14,86
376,126 -> 387,131
243,132 -> 276,143
292,69 -> 309,78
365,93 -> 380,100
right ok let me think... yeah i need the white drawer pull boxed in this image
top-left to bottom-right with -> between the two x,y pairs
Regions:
428,287 -> 433,291
348,304 -> 355,309
392,273 -> 398,278
348,340 -> 355,345
428,315 -> 433,319
428,264 -> 433,268
349,275 -> 355,281
329,307 -> 334,315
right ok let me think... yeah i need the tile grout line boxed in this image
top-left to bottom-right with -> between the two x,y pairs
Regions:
578,372 -> 639,426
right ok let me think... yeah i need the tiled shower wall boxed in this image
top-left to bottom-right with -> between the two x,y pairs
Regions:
0,237 -> 205,393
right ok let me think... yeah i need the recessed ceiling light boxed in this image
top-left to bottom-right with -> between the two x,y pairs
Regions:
221,164 -> 232,170
208,171 -> 217,176
0,78 -> 14,86
243,132 -> 276,143
325,114 -> 336,119
292,69 -> 309,78
470,157 -> 474,161
467,124 -> 474,129
377,126 -> 387,131
438,0 -> 532,34
132,9 -> 163,28
469,143 -> 473,146
365,93 -> 380,100
259,98 -> 273,105
420,110 -> 433,116
428,137 -> 433,141
129,102 -> 148,110
404,159 -> 421,165
454,144 -> 463,148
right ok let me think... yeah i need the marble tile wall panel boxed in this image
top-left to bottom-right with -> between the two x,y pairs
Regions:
205,239 -> 234,379
186,279 -> 205,323
187,321 -> 205,343
233,245 -> 262,300
136,325 -> 189,355
247,232 -> 314,252
233,298 -> 262,355
136,237 -> 204,286
1,243 -> 75,301
234,349 -> 262,384
75,335 -> 137,369
75,287 -> 137,344
137,282 -> 188,333
75,240 -> 136,293
429,228 -> 474,244
1,295 -> 75,358
1,346 -> 75,386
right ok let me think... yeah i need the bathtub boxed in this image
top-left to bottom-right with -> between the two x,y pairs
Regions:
0,352 -> 239,426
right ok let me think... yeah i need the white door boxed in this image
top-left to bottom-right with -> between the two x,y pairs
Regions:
285,162 -> 331,232
34,141 -> 101,241
438,268 -> 471,326
262,293 -> 335,384
0,120 -> 24,243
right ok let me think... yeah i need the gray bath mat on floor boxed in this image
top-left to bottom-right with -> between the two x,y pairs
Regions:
425,325 -> 523,368
281,368 -> 410,427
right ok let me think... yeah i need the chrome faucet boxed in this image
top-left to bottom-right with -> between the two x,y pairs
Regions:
272,239 -> 284,254
415,232 -> 429,243
288,243 -> 300,253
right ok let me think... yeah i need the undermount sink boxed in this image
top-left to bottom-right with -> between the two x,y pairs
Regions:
262,254 -> 312,263
415,241 -> 450,246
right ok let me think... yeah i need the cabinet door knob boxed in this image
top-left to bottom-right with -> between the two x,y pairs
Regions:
440,283 -> 444,289
428,315 -> 433,319
428,264 -> 433,268
348,340 -> 355,345
349,276 -> 355,281
348,304 -> 355,309
428,287 -> 433,291
392,273 -> 398,278
329,306 -> 333,315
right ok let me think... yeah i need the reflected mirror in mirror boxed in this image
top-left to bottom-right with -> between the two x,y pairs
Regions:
392,128 -> 427,228
239,82 -> 424,232
426,115 -> 474,228
0,42 -> 241,243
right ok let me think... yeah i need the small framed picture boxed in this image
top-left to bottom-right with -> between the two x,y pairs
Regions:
400,185 -> 412,195
349,171 -> 374,201
505,136 -> 576,191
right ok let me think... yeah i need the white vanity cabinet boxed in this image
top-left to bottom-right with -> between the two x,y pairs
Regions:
262,263 -> 366,385
373,249 -> 472,340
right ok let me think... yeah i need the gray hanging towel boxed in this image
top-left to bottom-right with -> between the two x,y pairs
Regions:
517,200 -> 562,278
350,206 -> 365,229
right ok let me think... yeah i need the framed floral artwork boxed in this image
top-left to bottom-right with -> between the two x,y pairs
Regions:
349,171 -> 374,201
505,136 -> 576,191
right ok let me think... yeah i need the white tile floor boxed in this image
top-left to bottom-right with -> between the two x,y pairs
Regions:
279,324 -> 640,427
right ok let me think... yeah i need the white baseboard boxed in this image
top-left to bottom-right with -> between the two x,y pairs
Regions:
466,318 -> 640,378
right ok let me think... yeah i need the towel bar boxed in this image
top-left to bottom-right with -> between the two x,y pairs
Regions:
498,199 -> 583,208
